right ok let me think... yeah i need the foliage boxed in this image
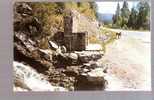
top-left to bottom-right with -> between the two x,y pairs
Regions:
24,2 -> 97,49
113,2 -> 122,28
136,1 -> 150,30
127,7 -> 138,29
112,1 -> 150,30
120,1 -> 130,28
88,26 -> 117,52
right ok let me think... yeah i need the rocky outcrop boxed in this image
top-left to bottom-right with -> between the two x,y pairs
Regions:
65,10 -> 101,36
13,3 -> 67,91
14,32 -> 52,73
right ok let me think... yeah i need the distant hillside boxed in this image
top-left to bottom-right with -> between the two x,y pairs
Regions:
97,13 -> 113,24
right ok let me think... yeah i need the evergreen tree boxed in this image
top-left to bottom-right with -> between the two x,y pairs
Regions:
136,1 -> 150,30
113,2 -> 122,28
127,7 -> 138,29
113,3 -> 120,24
121,1 -> 130,28
116,3 -> 121,17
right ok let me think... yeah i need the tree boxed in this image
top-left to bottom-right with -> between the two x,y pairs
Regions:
121,1 -> 130,28
127,7 -> 138,29
89,2 -> 98,19
136,1 -> 150,30
113,2 -> 122,28
116,3 -> 121,17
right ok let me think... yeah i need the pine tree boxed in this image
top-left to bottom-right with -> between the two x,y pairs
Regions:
116,3 -> 121,17
113,2 -> 122,28
127,7 -> 138,29
121,1 -> 130,28
136,1 -> 150,30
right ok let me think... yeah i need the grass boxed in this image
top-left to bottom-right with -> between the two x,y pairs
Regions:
88,26 -> 117,53
100,27 -> 117,45
100,27 -> 117,52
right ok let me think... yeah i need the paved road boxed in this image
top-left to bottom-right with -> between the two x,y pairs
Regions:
110,29 -> 150,43
102,29 -> 151,91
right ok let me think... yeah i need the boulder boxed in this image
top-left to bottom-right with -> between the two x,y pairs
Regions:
82,68 -> 90,73
78,54 -> 92,63
48,41 -> 59,51
74,68 -> 107,90
76,51 -> 103,64
91,54 -> 103,61
75,74 -> 106,90
52,52 -> 78,66
60,45 -> 67,53
38,49 -> 51,61
82,63 -> 98,69
66,53 -> 78,61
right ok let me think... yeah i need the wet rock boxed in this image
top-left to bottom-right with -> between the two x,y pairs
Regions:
103,67 -> 108,73
14,33 -> 53,73
14,61 -> 68,91
62,66 -> 79,77
81,63 -> 91,68
60,45 -> 67,53
53,53 -> 79,66
82,68 -> 90,73
38,49 -> 51,61
48,41 -> 59,51
14,72 -> 31,91
65,53 -> 78,64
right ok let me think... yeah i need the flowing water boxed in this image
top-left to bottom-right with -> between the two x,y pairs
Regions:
13,61 -> 67,91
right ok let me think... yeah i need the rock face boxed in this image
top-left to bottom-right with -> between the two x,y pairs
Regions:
14,32 -> 52,73
64,10 -> 100,36
13,3 -> 69,91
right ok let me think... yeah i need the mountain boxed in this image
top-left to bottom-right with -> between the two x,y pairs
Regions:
97,13 -> 114,24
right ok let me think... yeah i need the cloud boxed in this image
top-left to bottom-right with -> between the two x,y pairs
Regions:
96,1 -> 138,14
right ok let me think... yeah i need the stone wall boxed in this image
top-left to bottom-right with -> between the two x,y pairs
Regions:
64,33 -> 87,51
64,10 -> 89,51
63,10 -> 100,51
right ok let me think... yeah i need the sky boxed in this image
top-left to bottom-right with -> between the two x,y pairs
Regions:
96,1 -> 139,14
